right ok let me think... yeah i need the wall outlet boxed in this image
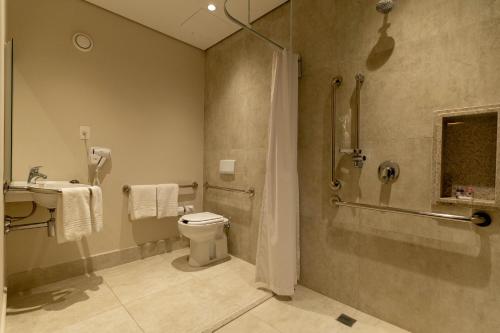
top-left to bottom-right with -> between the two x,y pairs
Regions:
80,126 -> 90,140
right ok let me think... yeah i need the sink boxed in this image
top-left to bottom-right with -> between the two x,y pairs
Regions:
29,181 -> 91,209
5,181 -> 34,203
7,180 -> 91,209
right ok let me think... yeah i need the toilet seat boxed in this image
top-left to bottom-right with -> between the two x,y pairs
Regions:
179,212 -> 227,225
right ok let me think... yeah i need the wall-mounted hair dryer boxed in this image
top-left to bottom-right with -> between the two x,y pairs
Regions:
89,147 -> 111,185
90,147 -> 111,171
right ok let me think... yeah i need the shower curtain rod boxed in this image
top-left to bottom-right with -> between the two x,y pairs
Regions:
223,0 -> 285,51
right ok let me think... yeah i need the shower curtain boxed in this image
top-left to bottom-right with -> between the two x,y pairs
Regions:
255,49 -> 299,296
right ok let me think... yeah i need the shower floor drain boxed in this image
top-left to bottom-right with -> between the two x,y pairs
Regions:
337,313 -> 357,327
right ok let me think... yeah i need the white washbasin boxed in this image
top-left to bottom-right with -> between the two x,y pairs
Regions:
5,181 -> 33,203
30,181 -> 91,209
7,180 -> 91,209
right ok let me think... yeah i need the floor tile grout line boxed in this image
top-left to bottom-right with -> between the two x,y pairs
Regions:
102,279 -> 146,333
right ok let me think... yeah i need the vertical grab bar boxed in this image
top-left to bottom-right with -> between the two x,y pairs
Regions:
331,76 -> 343,190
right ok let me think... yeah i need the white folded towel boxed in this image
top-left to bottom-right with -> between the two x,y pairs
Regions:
90,186 -> 103,232
157,184 -> 179,218
56,187 -> 92,243
128,185 -> 157,220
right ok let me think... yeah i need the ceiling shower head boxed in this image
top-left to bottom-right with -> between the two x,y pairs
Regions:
376,0 -> 394,14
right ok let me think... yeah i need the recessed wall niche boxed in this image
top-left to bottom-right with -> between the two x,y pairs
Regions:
433,105 -> 500,207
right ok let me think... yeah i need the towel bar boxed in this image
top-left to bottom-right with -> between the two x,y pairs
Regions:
122,182 -> 199,194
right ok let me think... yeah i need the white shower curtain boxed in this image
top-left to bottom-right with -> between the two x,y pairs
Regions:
255,49 -> 299,296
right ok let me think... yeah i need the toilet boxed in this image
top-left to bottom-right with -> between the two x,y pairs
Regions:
178,212 -> 229,267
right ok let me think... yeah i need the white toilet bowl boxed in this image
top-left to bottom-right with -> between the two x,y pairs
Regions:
178,212 -> 229,267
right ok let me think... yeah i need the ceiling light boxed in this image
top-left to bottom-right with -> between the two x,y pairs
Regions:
208,4 -> 216,11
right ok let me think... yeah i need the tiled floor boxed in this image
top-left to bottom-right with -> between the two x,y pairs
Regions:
6,248 -> 409,333
6,248 -> 270,333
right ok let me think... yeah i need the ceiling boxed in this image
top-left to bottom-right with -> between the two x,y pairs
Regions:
85,0 -> 288,50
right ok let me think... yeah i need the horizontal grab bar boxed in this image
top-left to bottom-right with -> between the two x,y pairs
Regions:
332,197 -> 491,227
122,182 -> 199,194
6,221 -> 50,231
204,182 -> 255,197
4,208 -> 56,237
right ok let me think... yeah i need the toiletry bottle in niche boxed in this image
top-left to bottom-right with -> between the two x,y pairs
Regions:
466,186 -> 474,200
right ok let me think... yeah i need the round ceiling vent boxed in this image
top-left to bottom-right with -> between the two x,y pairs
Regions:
72,33 -> 93,52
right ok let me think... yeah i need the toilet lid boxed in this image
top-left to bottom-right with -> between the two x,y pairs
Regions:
180,212 -> 225,225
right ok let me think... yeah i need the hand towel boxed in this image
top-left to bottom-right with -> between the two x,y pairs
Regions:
157,184 -> 179,218
90,186 -> 103,232
56,187 -> 92,243
128,185 -> 157,220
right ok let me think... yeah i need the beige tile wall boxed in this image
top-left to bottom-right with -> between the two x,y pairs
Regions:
296,1 -> 500,333
206,0 -> 500,332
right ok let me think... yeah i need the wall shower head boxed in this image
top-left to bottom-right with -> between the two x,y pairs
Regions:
376,0 -> 394,14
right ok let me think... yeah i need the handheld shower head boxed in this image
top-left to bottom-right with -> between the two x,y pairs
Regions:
376,0 -> 394,14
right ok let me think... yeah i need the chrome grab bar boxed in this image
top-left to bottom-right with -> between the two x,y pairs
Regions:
4,208 -> 56,237
332,197 -> 492,227
122,182 -> 199,194
330,76 -> 342,190
204,182 -> 255,198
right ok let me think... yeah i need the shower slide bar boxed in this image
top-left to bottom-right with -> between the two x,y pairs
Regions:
223,0 -> 285,51
122,182 -> 199,194
204,182 -> 255,198
332,197 -> 492,227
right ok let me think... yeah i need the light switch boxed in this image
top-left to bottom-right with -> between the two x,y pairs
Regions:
219,160 -> 235,175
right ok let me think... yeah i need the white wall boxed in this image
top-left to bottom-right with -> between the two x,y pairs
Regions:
5,0 -> 204,275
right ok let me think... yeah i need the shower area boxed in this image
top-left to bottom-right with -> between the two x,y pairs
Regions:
208,0 -> 500,331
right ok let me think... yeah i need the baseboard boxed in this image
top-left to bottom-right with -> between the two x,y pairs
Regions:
7,237 -> 188,293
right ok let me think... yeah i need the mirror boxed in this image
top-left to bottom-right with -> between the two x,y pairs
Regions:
4,39 -> 13,189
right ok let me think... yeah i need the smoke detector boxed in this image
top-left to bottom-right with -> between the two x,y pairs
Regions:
72,33 -> 93,52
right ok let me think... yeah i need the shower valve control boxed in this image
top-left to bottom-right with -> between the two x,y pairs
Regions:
378,161 -> 400,184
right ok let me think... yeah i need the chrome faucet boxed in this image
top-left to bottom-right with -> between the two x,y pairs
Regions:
28,166 -> 47,184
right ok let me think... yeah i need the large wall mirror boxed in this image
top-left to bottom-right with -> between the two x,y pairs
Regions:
4,39 -> 13,189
